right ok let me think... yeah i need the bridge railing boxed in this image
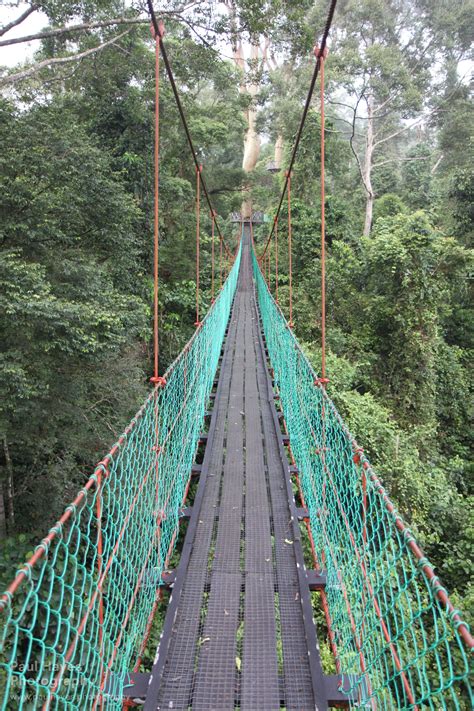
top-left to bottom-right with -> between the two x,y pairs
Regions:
0,244 -> 241,711
252,247 -> 472,710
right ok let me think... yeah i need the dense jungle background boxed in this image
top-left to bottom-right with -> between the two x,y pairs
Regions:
0,0 -> 472,629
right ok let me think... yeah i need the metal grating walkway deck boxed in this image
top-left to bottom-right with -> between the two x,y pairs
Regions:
143,227 -> 338,710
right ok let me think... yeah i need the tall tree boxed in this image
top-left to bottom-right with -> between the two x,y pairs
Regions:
329,0 -> 436,235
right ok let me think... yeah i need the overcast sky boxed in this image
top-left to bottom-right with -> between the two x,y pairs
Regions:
0,3 -> 49,67
1,3 -> 471,81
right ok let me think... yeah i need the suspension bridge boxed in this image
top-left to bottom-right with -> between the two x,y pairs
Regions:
0,2 -> 472,709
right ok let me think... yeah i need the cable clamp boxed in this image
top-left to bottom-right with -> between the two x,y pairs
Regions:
194,320 -> 202,328
314,45 -> 329,59
150,376 -> 167,388
150,19 -> 165,40
314,377 -> 330,386
353,447 -> 364,465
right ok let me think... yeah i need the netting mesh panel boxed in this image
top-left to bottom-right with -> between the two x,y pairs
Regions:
0,245 -> 241,710
252,248 -> 472,710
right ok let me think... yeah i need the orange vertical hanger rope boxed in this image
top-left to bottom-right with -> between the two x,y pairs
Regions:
219,233 -> 223,290
286,170 -> 293,327
151,23 -> 166,389
320,50 -> 326,380
153,34 -> 160,378
275,217 -> 279,303
316,45 -> 328,384
195,164 -> 202,326
211,210 -> 216,302
268,231 -> 272,292
96,467 -> 104,709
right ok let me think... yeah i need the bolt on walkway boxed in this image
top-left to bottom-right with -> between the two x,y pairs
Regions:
143,228 -> 346,711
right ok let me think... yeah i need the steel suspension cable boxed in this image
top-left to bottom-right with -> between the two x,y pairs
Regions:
259,0 -> 338,261
145,3 -> 234,261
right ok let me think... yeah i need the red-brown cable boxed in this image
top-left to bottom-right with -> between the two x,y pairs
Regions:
286,170 -> 293,327
219,234 -> 223,290
211,210 -> 216,302
195,165 -> 202,326
150,27 -> 166,389
318,47 -> 328,381
275,217 -> 279,303
153,35 -> 160,378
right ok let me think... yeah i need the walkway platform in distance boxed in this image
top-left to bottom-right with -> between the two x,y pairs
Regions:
143,228 -> 347,710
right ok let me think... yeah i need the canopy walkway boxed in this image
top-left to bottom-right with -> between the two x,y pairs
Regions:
0,2 -> 472,709
145,227 -> 336,711
1,226 -> 472,710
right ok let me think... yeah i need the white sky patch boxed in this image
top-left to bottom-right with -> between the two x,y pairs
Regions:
1,2 -> 470,99
0,1 -> 235,69
0,3 -> 49,66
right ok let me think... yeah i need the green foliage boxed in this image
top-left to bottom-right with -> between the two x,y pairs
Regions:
447,166 -> 474,242
373,193 -> 407,221
277,197 -> 472,604
401,143 -> 433,209
0,0 -> 472,691
255,250 -> 472,707
0,25 -> 245,538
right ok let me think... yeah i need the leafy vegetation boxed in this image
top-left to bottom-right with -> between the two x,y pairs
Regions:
0,0 -> 471,638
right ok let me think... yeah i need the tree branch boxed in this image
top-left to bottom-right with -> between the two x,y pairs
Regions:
349,92 -> 371,196
430,153 -> 443,175
0,0 -> 205,46
0,3 -> 38,38
327,98 -> 364,115
0,16 -> 150,47
326,109 -> 365,134
0,29 -> 131,87
373,72 -> 470,149
372,155 -> 431,169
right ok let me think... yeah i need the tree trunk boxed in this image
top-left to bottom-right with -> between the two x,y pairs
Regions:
2,436 -> 14,533
274,134 -> 283,169
241,42 -> 261,219
0,486 -> 6,538
225,2 -> 264,219
363,94 -> 375,236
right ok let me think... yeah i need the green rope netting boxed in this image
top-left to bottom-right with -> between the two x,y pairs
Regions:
252,247 -> 472,710
0,244 -> 241,710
